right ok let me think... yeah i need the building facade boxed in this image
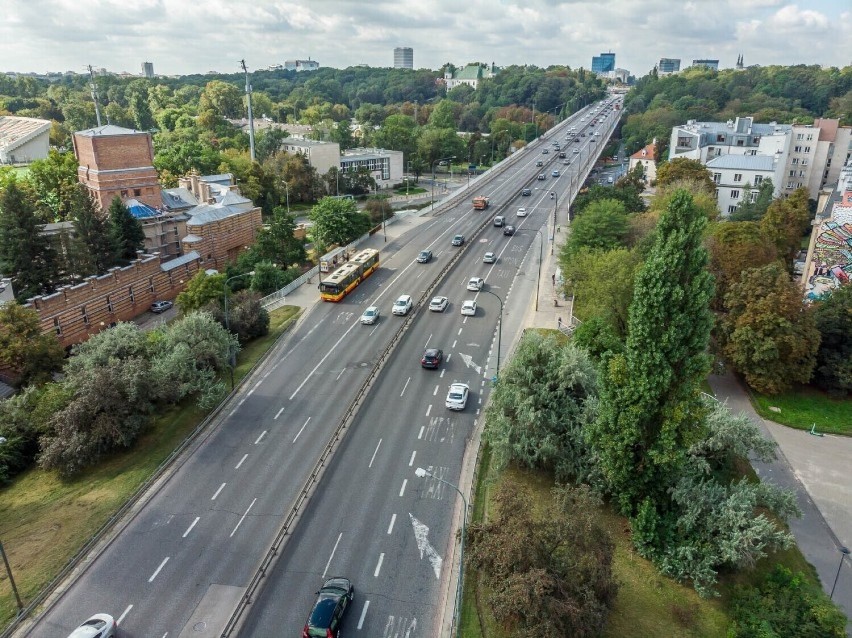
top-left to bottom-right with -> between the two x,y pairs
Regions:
284,59 -> 319,72
706,155 -> 781,216
280,138 -> 341,175
340,148 -> 403,189
0,116 -> 51,164
394,47 -> 413,69
73,125 -> 162,210
141,61 -> 154,78
181,202 -> 263,272
629,142 -> 658,184
692,59 -> 719,70
783,119 -> 852,197
591,52 -> 616,75
444,63 -> 498,90
658,58 -> 681,74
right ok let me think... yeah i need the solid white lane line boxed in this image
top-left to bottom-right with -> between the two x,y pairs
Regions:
369,439 -> 382,468
374,553 -> 385,577
254,430 -> 267,445
387,514 -> 396,534
323,533 -> 343,578
369,325 -> 379,336
117,604 -> 133,624
357,601 -> 370,629
399,479 -> 407,497
235,453 -> 248,469
426,405 -> 432,416
211,483 -> 226,500
400,376 -> 411,397
230,498 -> 257,537
148,557 -> 169,582
274,407 -> 284,420
182,517 -> 200,538
433,385 -> 439,396
293,417 -> 311,443
418,425 -> 425,439
425,333 -> 432,348
409,450 -> 416,467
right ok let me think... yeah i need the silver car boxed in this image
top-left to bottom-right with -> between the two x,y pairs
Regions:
467,277 -> 484,291
360,306 -> 380,324
429,296 -> 449,312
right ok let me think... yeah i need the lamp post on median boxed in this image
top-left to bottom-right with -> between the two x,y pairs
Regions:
414,467 -> 467,638
431,156 -> 456,209
479,289 -> 504,377
223,271 -> 255,390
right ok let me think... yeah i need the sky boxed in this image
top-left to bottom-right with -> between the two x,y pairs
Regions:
1,0 -> 850,77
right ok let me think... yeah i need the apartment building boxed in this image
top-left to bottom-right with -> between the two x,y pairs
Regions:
706,155 -> 780,216
280,137 -> 340,176
340,148 -> 403,189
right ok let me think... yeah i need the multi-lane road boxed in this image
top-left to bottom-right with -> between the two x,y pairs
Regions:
25,97 -> 621,638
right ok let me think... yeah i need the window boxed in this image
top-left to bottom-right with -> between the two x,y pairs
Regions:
53,318 -> 62,336
713,173 -> 721,184
798,170 -> 806,178
736,139 -> 744,146
149,277 -> 155,293
806,134 -> 813,141
728,205 -> 737,214
791,158 -> 799,165
753,137 -> 760,144
803,146 -> 811,153
707,146 -> 714,155
133,189 -> 141,197
106,296 -> 113,313
734,173 -> 742,182
794,145 -> 802,153
796,133 -> 804,140
716,134 -> 726,143
786,181 -> 795,189
128,286 -> 135,303
730,190 -> 740,199
748,149 -> 758,156
120,189 -> 128,197
802,159 -> 809,166
714,189 -> 720,200
754,175 -> 764,185
789,170 -> 796,177
81,306 -> 89,325
749,192 -> 758,203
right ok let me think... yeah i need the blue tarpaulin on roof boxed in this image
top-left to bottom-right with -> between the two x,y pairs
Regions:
126,199 -> 159,219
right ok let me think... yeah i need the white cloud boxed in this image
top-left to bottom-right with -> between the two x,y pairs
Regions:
767,4 -> 830,31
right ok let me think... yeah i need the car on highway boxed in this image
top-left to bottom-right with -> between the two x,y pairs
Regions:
573,148 -> 580,154
446,382 -> 470,410
607,176 -> 614,183
302,577 -> 354,638
537,173 -> 545,180
559,152 -> 566,158
483,252 -> 496,264
66,614 -> 117,638
536,160 -> 543,166
563,160 -> 571,166
429,296 -> 449,312
451,234 -> 465,246
541,148 -> 549,154
551,170 -> 560,177
521,188 -> 531,196
360,306 -> 380,325
392,295 -> 413,316
516,207 -> 527,217
416,250 -> 432,263
461,300 -> 477,316
467,277 -> 484,291
493,215 -> 505,227
503,225 -> 515,236
421,348 -> 444,369
150,300 -> 173,314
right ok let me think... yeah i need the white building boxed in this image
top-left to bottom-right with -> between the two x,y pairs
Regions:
340,148 -> 403,189
0,116 -> 51,164
284,59 -> 319,72
629,142 -> 658,184
280,138 -> 340,176
783,119 -> 852,197
706,155 -> 781,216
394,47 -> 413,69
444,63 -> 498,90
670,117 -> 792,164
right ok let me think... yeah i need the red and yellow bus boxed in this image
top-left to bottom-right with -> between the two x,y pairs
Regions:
319,248 -> 380,302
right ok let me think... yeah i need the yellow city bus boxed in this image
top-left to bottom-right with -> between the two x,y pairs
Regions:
319,248 -> 380,302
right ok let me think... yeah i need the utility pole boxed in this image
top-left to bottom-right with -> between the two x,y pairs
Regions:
240,59 -> 256,162
87,65 -> 104,127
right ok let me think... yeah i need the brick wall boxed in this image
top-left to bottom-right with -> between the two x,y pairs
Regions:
184,207 -> 263,271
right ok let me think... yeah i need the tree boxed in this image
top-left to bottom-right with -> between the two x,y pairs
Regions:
25,149 -> 79,221
655,158 -> 715,193
485,333 -> 598,482
309,197 -> 372,255
363,197 -> 392,225
466,479 -> 618,638
69,185 -> 117,274
0,302 -> 64,386
759,188 -> 811,265
105,196 -> 145,261
0,180 -> 60,300
428,99 -> 460,129
705,221 -> 777,308
204,289 -> 269,344
198,80 -> 244,120
176,271 -> 227,314
587,189 -> 715,514
721,262 -> 820,395
730,179 -> 774,221
811,284 -> 852,397
562,199 -> 630,260
372,114 -> 418,160
254,127 -> 289,163
254,206 -> 306,269
329,120 -> 355,151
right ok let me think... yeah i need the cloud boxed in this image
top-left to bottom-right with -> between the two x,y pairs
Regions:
766,4 -> 830,31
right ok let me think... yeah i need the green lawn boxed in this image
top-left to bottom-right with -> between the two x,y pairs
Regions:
0,306 -> 301,625
751,385 -> 852,435
393,186 -> 426,195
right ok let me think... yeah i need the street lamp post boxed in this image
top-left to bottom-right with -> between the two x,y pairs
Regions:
281,180 -> 290,215
431,156 -> 456,209
415,468 -> 467,638
830,546 -> 850,600
223,271 -> 255,390
480,289 -> 504,377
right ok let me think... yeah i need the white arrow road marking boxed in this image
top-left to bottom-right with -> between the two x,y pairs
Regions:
458,353 -> 482,375
409,514 -> 443,579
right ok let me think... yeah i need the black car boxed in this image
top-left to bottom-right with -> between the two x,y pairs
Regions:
421,348 -> 444,369
451,234 -> 465,246
416,250 -> 432,263
303,577 -> 354,638
503,225 -> 515,236
521,188 -> 531,196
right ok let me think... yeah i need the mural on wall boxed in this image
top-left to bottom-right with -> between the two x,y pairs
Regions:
806,207 -> 852,301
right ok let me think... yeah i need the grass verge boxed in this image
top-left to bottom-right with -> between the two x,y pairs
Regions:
0,305 -> 301,625
750,385 -> 852,435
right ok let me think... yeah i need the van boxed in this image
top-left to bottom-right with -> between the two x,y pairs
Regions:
493,216 -> 505,227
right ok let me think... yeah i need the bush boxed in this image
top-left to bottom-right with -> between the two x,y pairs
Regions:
205,290 -> 269,344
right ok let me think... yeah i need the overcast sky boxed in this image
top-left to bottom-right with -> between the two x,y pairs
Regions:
2,0 -> 850,77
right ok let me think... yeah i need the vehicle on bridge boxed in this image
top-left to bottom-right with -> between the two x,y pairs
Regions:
472,195 -> 490,210
320,248 -> 380,302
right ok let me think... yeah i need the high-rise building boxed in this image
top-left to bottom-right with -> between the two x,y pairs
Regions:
394,47 -> 413,69
692,59 -> 719,70
141,61 -> 154,78
658,58 -> 680,75
591,52 -> 616,75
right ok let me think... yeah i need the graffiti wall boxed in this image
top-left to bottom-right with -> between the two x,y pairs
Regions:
806,206 -> 852,301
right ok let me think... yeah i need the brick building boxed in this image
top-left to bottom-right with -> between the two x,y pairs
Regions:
73,125 -> 162,210
182,193 -> 263,272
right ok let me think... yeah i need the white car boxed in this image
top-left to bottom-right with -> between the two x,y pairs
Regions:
429,296 -> 449,312
360,306 -> 380,324
466,277 -> 484,291
392,295 -> 413,316
461,300 -> 477,316
483,252 -> 496,264
516,207 -> 527,217
573,148 -> 580,154
445,382 -> 470,410
67,614 -> 117,638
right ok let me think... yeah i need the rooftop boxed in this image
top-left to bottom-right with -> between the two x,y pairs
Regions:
0,115 -> 51,151
706,154 -> 777,171
75,125 -> 148,137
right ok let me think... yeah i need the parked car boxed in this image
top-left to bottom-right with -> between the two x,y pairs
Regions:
451,234 -> 465,246
392,295 -> 413,316
360,306 -> 380,324
461,300 -> 477,316
483,252 -> 496,264
150,300 -> 173,314
67,614 -> 117,638
445,382 -> 470,410
516,207 -> 527,217
302,577 -> 354,638
467,277 -> 484,291
416,250 -> 432,263
429,296 -> 449,312
503,225 -> 515,236
421,348 -> 444,369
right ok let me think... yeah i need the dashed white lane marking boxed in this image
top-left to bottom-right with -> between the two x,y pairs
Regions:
254,430 -> 267,445
211,483 -> 226,500
409,450 -> 417,467
426,404 -> 432,417
323,532 -> 343,578
230,498 -> 257,537
446,353 -> 451,362
293,417 -> 311,443
418,425 -> 425,439
117,604 -> 133,624
235,453 -> 248,469
374,553 -> 385,577
388,514 -> 397,534
148,557 -> 169,582
336,367 -> 346,381
369,439 -> 382,468
458,328 -> 463,336
400,376 -> 411,397
182,517 -> 200,538
440,369 -> 445,378
274,407 -> 284,420
433,385 -> 439,396
425,333 -> 432,348
357,601 -> 370,629
452,340 -> 457,348
399,479 -> 408,497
